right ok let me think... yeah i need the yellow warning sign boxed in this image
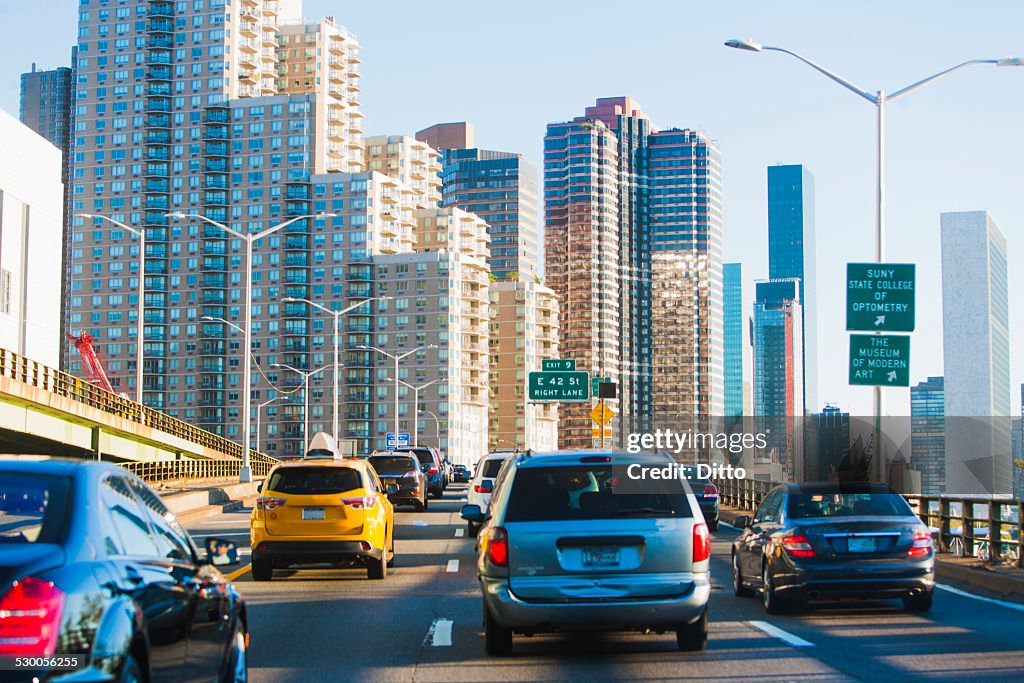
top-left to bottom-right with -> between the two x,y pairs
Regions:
589,402 -> 615,427
592,428 -> 612,437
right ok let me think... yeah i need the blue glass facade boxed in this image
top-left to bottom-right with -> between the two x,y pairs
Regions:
723,263 -> 743,420
767,164 -> 816,415
911,376 -> 945,495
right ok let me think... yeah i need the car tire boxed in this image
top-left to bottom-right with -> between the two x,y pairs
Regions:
762,563 -> 792,615
220,623 -> 248,683
467,521 -> 479,538
251,557 -> 272,582
675,609 -> 708,651
732,552 -> 755,597
431,488 -> 442,499
903,590 -> 933,613
484,602 -> 513,656
368,549 -> 387,580
118,653 -> 144,683
421,497 -> 429,511
386,532 -> 395,569
708,519 -> 719,532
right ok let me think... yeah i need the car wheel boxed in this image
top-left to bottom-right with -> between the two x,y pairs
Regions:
903,590 -> 933,613
467,521 -> 479,538
732,552 -> 754,597
762,563 -> 791,615
220,624 -> 248,683
431,488 -> 442,499
708,519 -> 719,532
421,497 -> 429,511
484,602 -> 513,656
675,609 -> 708,651
118,653 -> 143,683
368,549 -> 387,580
251,557 -> 272,582
386,533 -> 395,569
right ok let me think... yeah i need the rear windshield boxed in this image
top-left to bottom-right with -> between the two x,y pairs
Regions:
504,465 -> 693,522
787,492 -> 914,519
0,472 -> 71,544
267,466 -> 362,495
480,457 -> 508,478
368,456 -> 417,476
410,450 -> 435,466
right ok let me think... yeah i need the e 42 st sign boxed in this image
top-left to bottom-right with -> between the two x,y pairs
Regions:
846,263 -> 915,332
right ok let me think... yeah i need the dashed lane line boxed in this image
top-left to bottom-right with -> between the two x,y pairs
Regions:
446,559 -> 459,573
747,620 -> 814,647
423,618 -> 454,647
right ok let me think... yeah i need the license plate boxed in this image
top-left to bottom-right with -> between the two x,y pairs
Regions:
582,547 -> 620,567
302,507 -> 325,521
848,537 -> 877,553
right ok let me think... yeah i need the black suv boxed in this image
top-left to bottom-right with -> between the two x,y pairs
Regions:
405,446 -> 446,498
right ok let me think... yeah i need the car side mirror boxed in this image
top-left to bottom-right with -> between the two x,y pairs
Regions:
385,483 -> 398,494
479,480 -> 493,494
204,538 -> 241,567
461,504 -> 486,523
734,515 -> 751,529
256,482 -> 263,493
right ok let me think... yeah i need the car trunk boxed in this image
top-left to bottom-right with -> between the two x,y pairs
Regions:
263,466 -> 366,537
798,517 -> 922,559
0,544 -> 65,592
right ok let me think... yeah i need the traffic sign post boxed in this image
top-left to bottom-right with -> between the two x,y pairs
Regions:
846,263 -> 916,332
849,334 -> 910,386
542,359 -> 576,372
386,432 -> 411,451
528,371 -> 591,402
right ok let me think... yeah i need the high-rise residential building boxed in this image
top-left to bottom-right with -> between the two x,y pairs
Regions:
544,97 -> 722,448
767,164 -> 816,416
488,280 -> 559,452
752,278 -> 803,481
911,376 -> 945,495
941,211 -> 1011,495
1013,384 -> 1023,499
806,405 -> 850,483
415,122 -> 542,280
723,262 -> 744,424
0,109 -> 65,367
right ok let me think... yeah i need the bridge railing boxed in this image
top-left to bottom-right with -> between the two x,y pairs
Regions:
120,457 -> 275,483
716,478 -> 1023,568
0,347 -> 277,471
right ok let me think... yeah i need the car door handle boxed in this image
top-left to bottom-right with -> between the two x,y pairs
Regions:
124,565 -> 144,585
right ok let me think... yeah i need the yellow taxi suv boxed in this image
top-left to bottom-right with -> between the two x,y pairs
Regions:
250,433 -> 396,580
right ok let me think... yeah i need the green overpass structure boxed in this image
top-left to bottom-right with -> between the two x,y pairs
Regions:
0,347 -> 277,481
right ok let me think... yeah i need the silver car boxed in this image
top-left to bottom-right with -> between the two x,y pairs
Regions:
462,450 -> 710,655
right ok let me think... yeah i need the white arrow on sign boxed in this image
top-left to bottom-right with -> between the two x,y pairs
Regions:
875,315 -> 886,327
887,371 -> 897,382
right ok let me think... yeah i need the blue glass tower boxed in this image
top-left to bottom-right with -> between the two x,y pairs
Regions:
767,165 -> 816,415
723,263 -> 743,422
911,376 -> 945,495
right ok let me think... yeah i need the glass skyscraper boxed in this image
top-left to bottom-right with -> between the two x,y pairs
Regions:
767,164 -> 816,415
911,376 -> 945,495
723,263 -> 743,423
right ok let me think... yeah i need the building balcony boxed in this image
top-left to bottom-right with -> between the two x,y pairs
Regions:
147,67 -> 172,82
149,18 -> 174,34
149,35 -> 173,49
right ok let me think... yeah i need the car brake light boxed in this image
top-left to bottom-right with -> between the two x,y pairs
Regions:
427,467 -> 439,475
342,495 -> 376,509
782,534 -> 816,558
908,530 -> 933,557
703,483 -> 719,499
0,577 -> 66,656
692,522 -> 710,563
485,527 -> 509,566
580,456 -> 612,463
255,497 -> 286,511
404,470 -> 420,478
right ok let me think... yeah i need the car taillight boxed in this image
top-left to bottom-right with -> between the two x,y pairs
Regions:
404,470 -> 420,478
0,577 -> 66,656
692,522 -> 710,563
703,483 -> 719,499
908,530 -> 933,558
782,534 -> 816,558
427,467 -> 439,475
342,495 -> 376,509
255,497 -> 286,511
485,527 -> 509,566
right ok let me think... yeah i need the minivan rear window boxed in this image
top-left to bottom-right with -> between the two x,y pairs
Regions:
267,467 -> 362,495
0,472 -> 71,544
504,466 -> 693,522
481,457 -> 508,478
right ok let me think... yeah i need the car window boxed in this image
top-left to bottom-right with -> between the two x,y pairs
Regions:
504,465 -> 693,522
128,478 -> 194,562
755,490 -> 782,524
368,456 -> 418,475
787,492 -> 913,519
0,472 -> 71,544
481,457 -> 508,478
267,466 -> 362,494
101,476 -> 160,557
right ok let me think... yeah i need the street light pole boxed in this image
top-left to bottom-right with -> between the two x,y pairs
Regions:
76,214 -> 145,404
723,40 -> 1021,482
419,407 -> 441,448
357,344 -> 437,448
170,211 -> 334,482
386,378 -> 445,447
280,296 -> 389,442
273,363 -> 331,453
255,395 -> 282,455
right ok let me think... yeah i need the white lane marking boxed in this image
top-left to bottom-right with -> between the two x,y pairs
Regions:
412,520 -> 429,527
936,583 -> 1024,613
747,620 -> 814,647
446,559 -> 459,573
423,618 -> 454,647
454,528 -> 465,537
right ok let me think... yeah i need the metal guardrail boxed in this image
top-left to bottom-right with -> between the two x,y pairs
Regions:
716,477 -> 1023,568
0,348 -> 278,471
120,457 -> 274,483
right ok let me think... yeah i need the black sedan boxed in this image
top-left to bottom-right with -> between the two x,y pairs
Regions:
452,465 -> 471,483
367,453 -> 429,511
0,457 -> 247,682
731,482 -> 934,614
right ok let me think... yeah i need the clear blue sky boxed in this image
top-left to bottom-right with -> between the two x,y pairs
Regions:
2,0 -> 1021,417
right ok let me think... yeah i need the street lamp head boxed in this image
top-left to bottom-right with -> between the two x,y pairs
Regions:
200,316 -> 215,321
281,297 -> 297,303
77,213 -> 95,219
997,56 -> 1024,66
725,38 -> 763,52
167,212 -> 188,219
318,212 -> 338,218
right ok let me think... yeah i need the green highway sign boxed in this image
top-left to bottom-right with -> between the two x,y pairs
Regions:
542,359 -> 576,372
849,334 -> 910,387
591,376 -> 611,394
528,371 -> 591,402
846,263 -> 916,332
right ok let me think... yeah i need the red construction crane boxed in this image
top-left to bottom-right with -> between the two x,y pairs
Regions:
69,332 -> 116,394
